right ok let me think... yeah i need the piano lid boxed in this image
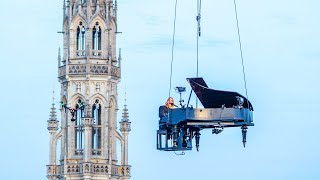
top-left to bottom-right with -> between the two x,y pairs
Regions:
187,77 -> 253,110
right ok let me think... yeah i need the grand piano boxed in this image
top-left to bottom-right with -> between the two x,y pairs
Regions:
157,77 -> 254,152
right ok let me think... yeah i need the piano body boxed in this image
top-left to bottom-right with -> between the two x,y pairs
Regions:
157,78 -> 254,151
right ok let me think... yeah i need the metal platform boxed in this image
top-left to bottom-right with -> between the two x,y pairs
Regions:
157,77 -> 254,152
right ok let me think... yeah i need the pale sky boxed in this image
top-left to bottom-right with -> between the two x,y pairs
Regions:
0,0 -> 319,179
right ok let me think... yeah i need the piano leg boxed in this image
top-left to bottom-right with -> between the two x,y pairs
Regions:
241,125 -> 248,148
195,130 -> 201,151
173,125 -> 178,147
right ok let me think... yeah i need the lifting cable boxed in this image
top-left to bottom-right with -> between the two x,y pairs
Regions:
195,0 -> 202,108
169,0 -> 250,107
168,0 -> 186,156
233,0 -> 250,103
168,0 -> 178,98
196,0 -> 201,77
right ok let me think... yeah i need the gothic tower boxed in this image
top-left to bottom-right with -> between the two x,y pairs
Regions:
47,0 -> 131,179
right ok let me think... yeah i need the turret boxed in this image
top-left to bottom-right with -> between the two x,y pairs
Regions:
47,94 -> 59,180
119,95 -> 131,178
120,96 -> 131,133
47,96 -> 59,132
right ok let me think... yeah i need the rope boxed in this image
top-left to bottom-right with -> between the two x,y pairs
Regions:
233,0 -> 249,104
168,0 -> 178,98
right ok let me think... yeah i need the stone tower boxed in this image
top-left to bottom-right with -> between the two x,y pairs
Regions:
46,0 -> 131,179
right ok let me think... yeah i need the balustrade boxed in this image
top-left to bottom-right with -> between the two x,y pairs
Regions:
92,149 -> 102,156
92,50 -> 102,57
66,164 -> 81,174
47,165 -> 63,177
75,149 -> 84,156
119,165 -> 131,177
69,64 -> 86,74
92,164 -> 108,174
47,164 -> 130,177
76,50 -> 86,57
76,50 -> 104,58
58,64 -> 120,78
90,64 -> 108,74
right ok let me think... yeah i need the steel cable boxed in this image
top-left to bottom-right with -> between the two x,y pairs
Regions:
168,0 -> 178,98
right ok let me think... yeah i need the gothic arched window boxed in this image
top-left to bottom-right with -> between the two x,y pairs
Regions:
77,22 -> 86,56
75,99 -> 85,154
92,22 -> 102,56
92,99 -> 102,154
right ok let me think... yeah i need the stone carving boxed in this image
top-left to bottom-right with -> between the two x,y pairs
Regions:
92,149 -> 102,156
85,81 -> 89,97
75,149 -> 83,156
110,83 -> 115,94
69,65 -> 86,74
121,166 -> 124,175
76,50 -> 86,57
60,64 -> 120,77
92,164 -> 110,174
76,82 -> 81,93
92,50 -> 102,57
96,82 -> 100,92
111,66 -> 120,77
126,166 -> 130,176
84,164 -> 89,172
84,100 -> 92,118
59,66 -> 66,77
90,65 -> 108,74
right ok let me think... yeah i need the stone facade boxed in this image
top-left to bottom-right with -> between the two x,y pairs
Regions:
47,1 -> 131,179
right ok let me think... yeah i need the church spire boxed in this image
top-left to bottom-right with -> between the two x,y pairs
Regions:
119,91 -> 131,176
49,90 -> 57,121
121,91 -> 129,122
47,90 -> 58,131
120,92 -> 131,132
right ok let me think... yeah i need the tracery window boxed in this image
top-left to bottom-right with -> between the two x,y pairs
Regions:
77,21 -> 86,56
92,99 -> 102,155
92,22 -> 102,56
75,99 -> 85,155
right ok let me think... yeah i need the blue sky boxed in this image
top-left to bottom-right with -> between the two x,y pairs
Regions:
0,0 -> 319,179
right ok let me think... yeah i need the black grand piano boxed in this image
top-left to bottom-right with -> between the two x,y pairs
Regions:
157,77 -> 254,152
